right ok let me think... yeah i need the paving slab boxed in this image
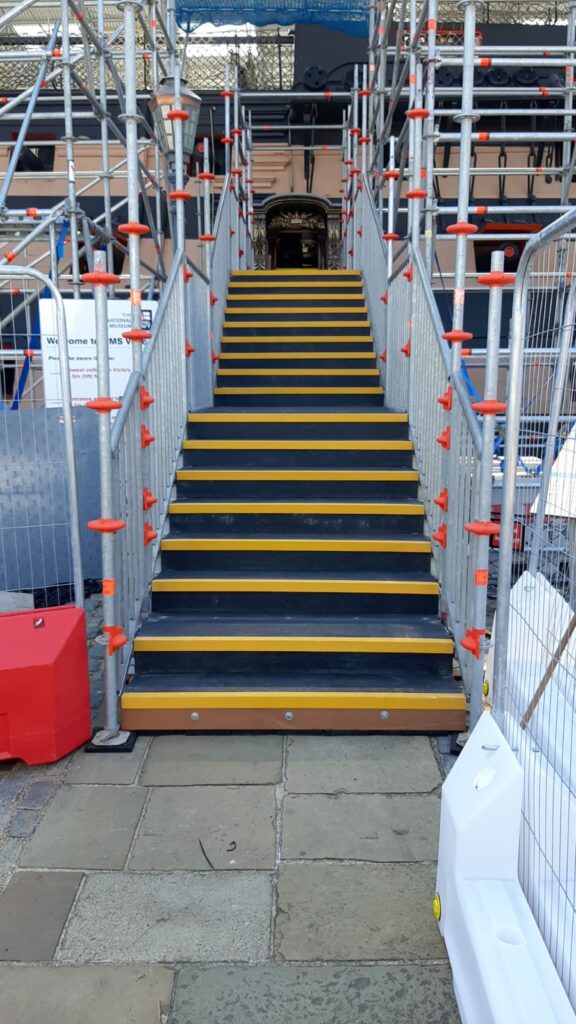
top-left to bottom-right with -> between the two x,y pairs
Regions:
21,785 -> 147,869
283,792 -> 440,861
19,781 -> 59,810
275,862 -> 446,961
9,809 -> 42,838
0,965 -> 175,1024
140,734 -> 283,786
129,785 -> 276,871
0,838 -> 22,893
0,871 -> 83,961
285,735 -> 441,794
172,963 -> 461,1024
65,737 -> 150,784
57,871 -> 272,963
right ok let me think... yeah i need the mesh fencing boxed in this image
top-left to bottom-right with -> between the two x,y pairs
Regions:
0,28 -> 295,93
0,270 -> 84,609
493,228 -> 576,1010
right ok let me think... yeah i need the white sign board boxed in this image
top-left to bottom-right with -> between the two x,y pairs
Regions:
40,298 -> 157,407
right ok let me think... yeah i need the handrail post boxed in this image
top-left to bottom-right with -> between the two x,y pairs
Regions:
223,63 -> 232,177
351,64 -> 359,268
445,0 -> 481,614
83,251 -> 133,748
121,0 -> 146,629
467,251 -> 505,726
423,0 -> 438,278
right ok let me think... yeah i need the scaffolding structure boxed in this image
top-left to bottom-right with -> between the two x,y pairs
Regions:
2,0 -> 576,1008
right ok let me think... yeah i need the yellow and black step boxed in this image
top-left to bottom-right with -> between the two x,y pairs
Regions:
122,269 -> 466,734
159,535 -> 433,574
150,572 -> 440,616
173,468 -> 418,500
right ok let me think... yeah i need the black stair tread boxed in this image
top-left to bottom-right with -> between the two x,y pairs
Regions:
169,499 -> 424,508
125,672 -> 461,694
176,466 -> 414,474
137,613 -> 450,639
190,405 -> 398,413
158,536 -> 428,544
153,569 -> 437,583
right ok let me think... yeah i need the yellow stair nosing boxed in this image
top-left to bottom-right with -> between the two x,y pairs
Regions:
187,412 -> 407,422
182,440 -> 413,451
121,690 -> 465,712
176,469 -> 417,481
167,501 -> 425,515
133,636 -> 453,655
213,388 -> 384,395
218,352 -> 375,360
219,342 -> 373,350
225,307 -> 369,315
222,321 -> 371,329
160,538 -> 431,553
229,282 -> 364,289
216,369 -> 380,377
151,578 -> 439,595
231,270 -> 361,276
227,294 -> 365,301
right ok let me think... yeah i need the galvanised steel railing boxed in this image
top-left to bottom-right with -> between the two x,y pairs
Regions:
491,206 -> 576,1009
88,165 -> 246,744
109,249 -> 188,706
353,180 -> 493,725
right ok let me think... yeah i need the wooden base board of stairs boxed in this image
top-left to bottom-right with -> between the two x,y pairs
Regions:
120,269 -> 467,734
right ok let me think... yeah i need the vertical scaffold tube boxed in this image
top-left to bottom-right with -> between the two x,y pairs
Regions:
468,251 -> 506,727
60,0 -> 81,298
446,0 -> 482,606
121,0 -> 146,610
97,0 -> 114,290
424,0 -> 438,278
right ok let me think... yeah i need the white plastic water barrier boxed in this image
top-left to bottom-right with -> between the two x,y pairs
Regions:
436,711 -> 576,1024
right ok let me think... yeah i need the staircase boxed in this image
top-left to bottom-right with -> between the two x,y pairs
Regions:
120,269 -> 467,733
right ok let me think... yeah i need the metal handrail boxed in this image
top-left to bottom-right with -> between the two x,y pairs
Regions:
111,248 -> 183,453
211,173 -> 232,253
494,203 -> 576,695
412,245 -> 483,454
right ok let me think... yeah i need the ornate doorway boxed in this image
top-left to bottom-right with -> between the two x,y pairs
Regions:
252,195 -> 341,270
268,200 -> 326,268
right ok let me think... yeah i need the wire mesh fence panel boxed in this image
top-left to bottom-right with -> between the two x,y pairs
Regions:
110,252 -> 187,684
410,249 -> 483,676
493,218 -> 576,1011
185,30 -> 295,91
356,183 -> 386,368
186,261 -> 212,410
386,258 -> 411,413
0,270 -> 84,610
210,177 -> 242,358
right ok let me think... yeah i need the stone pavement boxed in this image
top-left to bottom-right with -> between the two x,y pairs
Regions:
0,730 -> 461,1023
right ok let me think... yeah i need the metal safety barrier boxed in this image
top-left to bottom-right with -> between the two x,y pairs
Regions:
0,265 -> 83,609
353,181 -> 491,721
492,205 -> 576,1010
209,174 -> 240,361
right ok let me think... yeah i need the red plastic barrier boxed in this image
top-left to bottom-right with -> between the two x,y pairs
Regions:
0,606 -> 91,765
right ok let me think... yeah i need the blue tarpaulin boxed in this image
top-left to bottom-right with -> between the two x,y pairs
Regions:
177,1 -> 368,36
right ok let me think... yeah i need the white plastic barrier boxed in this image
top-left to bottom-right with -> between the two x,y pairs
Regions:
436,711 -> 576,1024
